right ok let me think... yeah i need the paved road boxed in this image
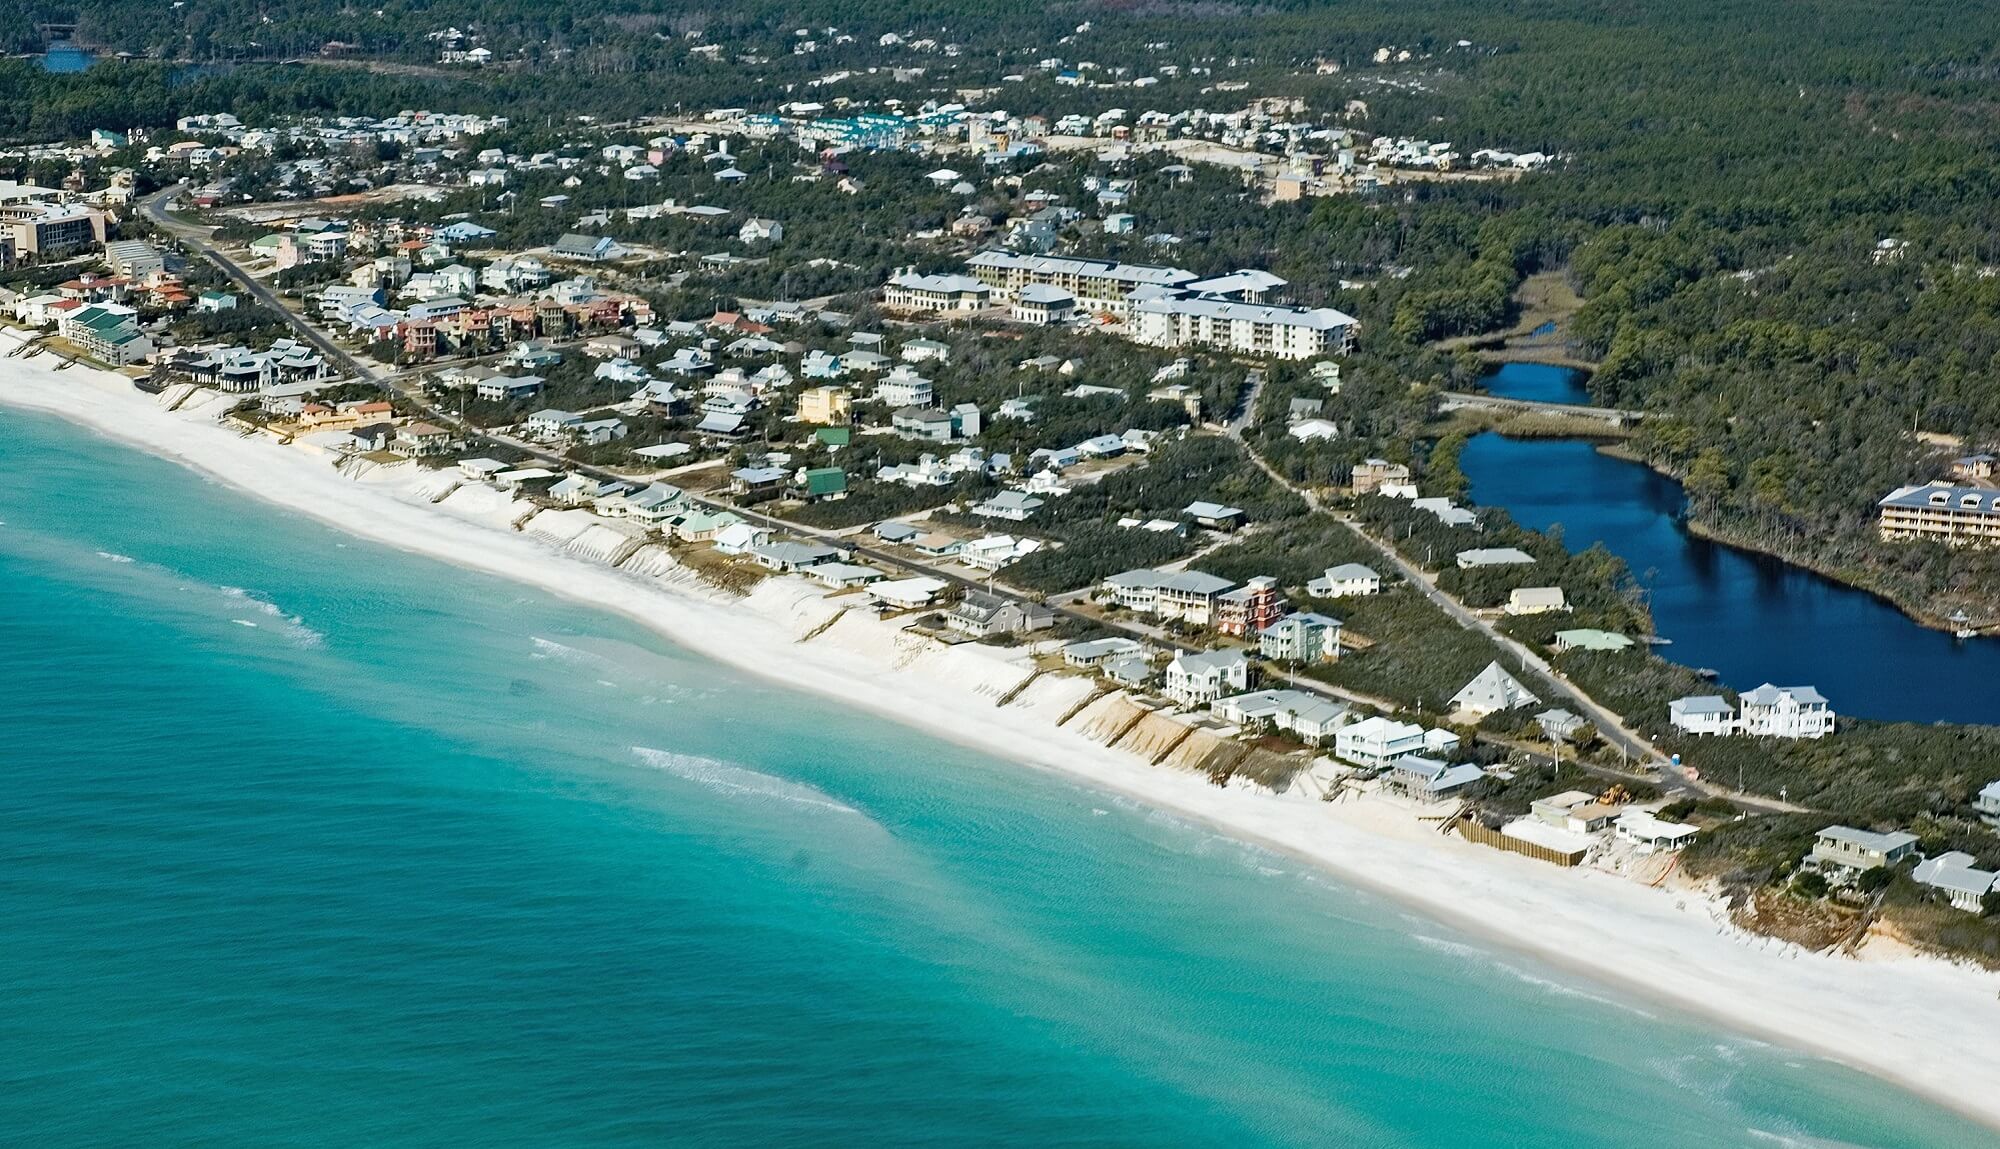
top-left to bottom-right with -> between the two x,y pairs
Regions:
1211,378 -> 1818,804
139,187 -> 1805,807
139,185 -> 1419,723
143,185 -> 381,385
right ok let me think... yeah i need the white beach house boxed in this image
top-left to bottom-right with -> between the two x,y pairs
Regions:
1307,563 -> 1381,598
1738,684 -> 1835,739
1668,695 -> 1737,736
1163,649 -> 1252,707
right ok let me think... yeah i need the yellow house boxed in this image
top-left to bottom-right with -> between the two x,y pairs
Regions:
798,386 -> 852,426
295,404 -> 359,430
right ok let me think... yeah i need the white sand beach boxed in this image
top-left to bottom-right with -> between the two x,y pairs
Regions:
4,341 -> 1997,1131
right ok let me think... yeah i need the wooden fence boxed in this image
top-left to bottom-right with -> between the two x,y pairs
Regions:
1454,817 -> 1585,867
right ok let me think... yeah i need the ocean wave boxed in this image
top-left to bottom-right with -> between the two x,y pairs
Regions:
1415,934 -> 1658,1018
1414,934 -> 1489,961
95,550 -> 135,563
631,747 -> 861,816
217,585 -> 324,647
531,635 -> 613,666
1743,1128 -> 1870,1149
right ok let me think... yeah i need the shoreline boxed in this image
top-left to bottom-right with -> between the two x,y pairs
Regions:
1591,441 -> 1997,635
5,351 -> 2000,1133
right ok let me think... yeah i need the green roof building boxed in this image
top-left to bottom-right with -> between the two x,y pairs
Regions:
801,467 -> 848,500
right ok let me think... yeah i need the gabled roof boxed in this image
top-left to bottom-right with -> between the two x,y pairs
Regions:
1671,695 -> 1734,716
1741,683 -> 1827,706
1817,825 -> 1918,853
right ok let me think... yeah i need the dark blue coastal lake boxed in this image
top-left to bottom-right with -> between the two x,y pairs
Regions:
1480,361 -> 1593,405
1460,433 -> 2000,727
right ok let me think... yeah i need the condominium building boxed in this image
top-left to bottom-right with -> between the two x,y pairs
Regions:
1129,296 -> 1359,360
882,271 -> 991,314
58,303 -> 152,365
964,251 -> 1195,316
1,201 -> 106,262
1877,483 -> 2000,547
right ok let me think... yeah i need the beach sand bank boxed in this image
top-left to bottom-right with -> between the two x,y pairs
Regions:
4,344 -> 1997,1132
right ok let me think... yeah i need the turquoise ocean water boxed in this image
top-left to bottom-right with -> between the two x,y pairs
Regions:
1,407 -> 1992,1148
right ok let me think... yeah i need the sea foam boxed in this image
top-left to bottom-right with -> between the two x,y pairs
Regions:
631,747 -> 861,816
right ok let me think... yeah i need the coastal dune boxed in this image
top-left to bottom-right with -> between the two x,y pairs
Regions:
4,345 -> 1999,1131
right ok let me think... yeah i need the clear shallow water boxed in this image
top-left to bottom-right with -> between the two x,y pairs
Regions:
1460,433 -> 2000,725
1479,361 -> 1593,405
1,409 -> 1994,1148
41,42 -> 94,73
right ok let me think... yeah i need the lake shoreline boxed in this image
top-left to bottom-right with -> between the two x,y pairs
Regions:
1591,441 -> 1995,636
7,348 -> 2000,1134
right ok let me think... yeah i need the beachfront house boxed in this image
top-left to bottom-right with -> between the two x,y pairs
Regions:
1810,826 -> 1919,875
1333,716 -> 1427,769
1062,637 -> 1146,668
1668,695 -> 1737,737
868,576 -> 949,610
749,541 -> 840,572
1979,780 -> 2000,825
609,482 -> 687,523
946,590 -> 1055,638
808,563 -> 883,590
1615,811 -> 1700,851
1381,757 -> 1486,800
1738,684 -> 1835,739
1912,853 -> 2000,912
1163,649 -> 1252,707
1307,563 -> 1381,598
1213,689 -> 1350,745
392,422 -> 455,457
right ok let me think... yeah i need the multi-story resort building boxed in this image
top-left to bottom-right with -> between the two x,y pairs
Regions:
1128,296 -> 1359,360
882,271 -> 991,314
1877,482 -> 2000,547
965,251 -> 1195,316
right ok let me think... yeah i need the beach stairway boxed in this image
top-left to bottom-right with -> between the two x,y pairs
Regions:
991,667 -> 1046,707
161,383 -> 204,412
796,607 -> 850,644
1055,686 -> 1113,728
1229,747 -> 1306,793
616,544 -> 686,580
1113,710 -> 1196,765
560,520 -> 650,565
1006,674 -> 1098,724
1072,692 -> 1149,744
